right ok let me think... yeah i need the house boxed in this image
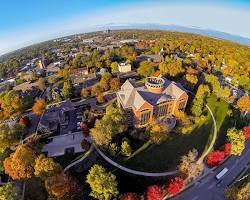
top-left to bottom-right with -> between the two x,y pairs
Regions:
118,62 -> 132,73
117,77 -> 189,127
136,54 -> 164,65
38,101 -> 77,134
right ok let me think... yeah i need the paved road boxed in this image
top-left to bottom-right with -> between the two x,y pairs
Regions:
174,140 -> 250,200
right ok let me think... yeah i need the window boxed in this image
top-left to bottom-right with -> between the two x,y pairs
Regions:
179,101 -> 186,111
157,103 -> 168,117
140,109 -> 151,125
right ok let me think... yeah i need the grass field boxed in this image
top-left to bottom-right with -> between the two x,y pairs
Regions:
120,95 -> 230,173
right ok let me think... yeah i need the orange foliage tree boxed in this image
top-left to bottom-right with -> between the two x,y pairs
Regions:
3,145 -> 37,180
32,99 -> 46,116
45,173 -> 77,198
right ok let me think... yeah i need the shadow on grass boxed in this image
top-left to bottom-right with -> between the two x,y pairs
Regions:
122,119 -> 214,173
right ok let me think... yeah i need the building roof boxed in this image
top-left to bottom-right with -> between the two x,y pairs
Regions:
117,78 -> 186,111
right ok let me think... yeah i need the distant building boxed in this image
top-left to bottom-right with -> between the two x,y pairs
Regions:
117,77 -> 189,127
118,62 -> 132,73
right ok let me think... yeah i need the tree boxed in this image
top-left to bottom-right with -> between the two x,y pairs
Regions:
90,119 -> 113,146
220,86 -> 231,99
167,177 -> 184,196
0,149 -> 11,173
185,74 -> 198,86
61,81 -> 73,99
146,185 -> 163,200
0,183 -> 20,200
90,105 -> 127,146
226,183 -> 250,200
32,99 -> 46,116
81,88 -> 90,98
109,77 -> 120,91
146,120 -> 168,144
224,143 -> 232,156
4,145 -> 36,180
0,124 -> 25,153
91,85 -> 102,97
205,74 -> 221,95
121,140 -> 132,157
207,151 -> 225,167
108,143 -> 120,157
34,154 -> 62,180
86,164 -> 118,200
19,115 -> 30,127
120,193 -> 140,200
237,96 -> 250,113
178,149 -> 204,184
36,78 -> 46,91
45,173 -> 77,198
227,128 -> 245,156
137,61 -> 154,77
99,72 -> 112,91
97,95 -> 106,104
159,59 -> 184,77
110,62 -> 119,73
243,126 -> 250,140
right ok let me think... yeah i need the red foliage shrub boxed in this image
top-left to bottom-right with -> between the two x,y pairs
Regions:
120,193 -> 140,200
146,185 -> 163,200
243,126 -> 250,140
224,143 -> 231,156
207,151 -> 225,167
167,177 -> 184,196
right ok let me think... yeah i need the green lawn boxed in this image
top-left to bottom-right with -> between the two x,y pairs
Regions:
119,95 -> 230,173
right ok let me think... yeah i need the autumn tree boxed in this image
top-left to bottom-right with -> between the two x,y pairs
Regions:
32,99 -> 46,116
178,149 -> 204,184
45,173 -> 77,198
226,183 -> 250,200
99,72 -> 112,91
167,177 -> 184,196
90,105 -> 127,146
146,120 -> 168,144
19,115 -> 30,127
146,185 -> 163,200
81,88 -> 90,98
185,74 -> 198,86
86,164 -> 118,200
159,58 -> 184,77
121,140 -> 132,157
137,61 -> 154,77
243,126 -> 250,140
109,77 -> 120,91
0,124 -> 25,153
205,74 -> 221,95
191,84 -> 210,116
36,78 -> 46,91
110,62 -> 119,73
207,151 -> 225,167
96,94 -> 106,104
237,96 -> 250,113
224,143 -> 232,156
4,145 -> 37,180
120,193 -> 140,200
34,154 -> 62,180
91,85 -> 102,97
0,183 -> 20,200
227,128 -> 245,156
61,81 -> 73,99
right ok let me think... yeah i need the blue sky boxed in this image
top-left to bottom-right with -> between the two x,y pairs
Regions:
1,0 -> 250,55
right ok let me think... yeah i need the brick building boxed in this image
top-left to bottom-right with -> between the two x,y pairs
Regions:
117,77 -> 189,127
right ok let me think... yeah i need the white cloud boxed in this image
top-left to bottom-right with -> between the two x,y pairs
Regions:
1,4 -> 250,55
